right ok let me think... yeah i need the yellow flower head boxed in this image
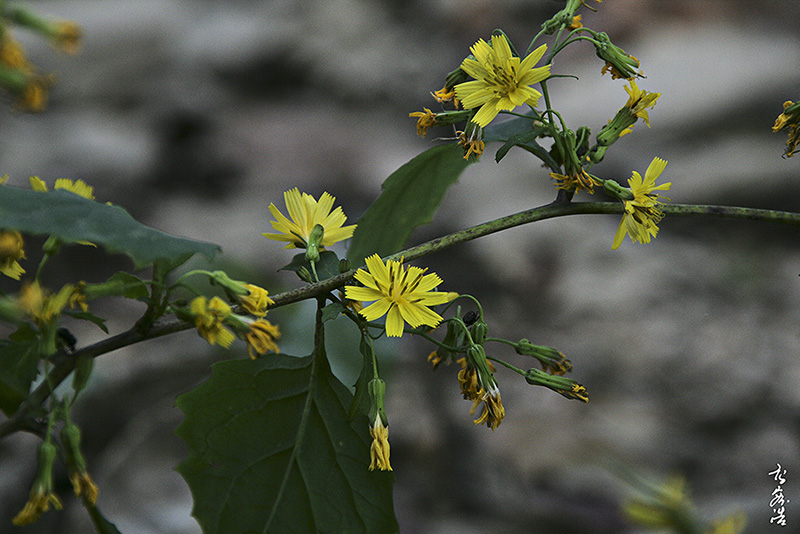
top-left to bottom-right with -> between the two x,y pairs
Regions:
455,34 -> 550,128
409,108 -> 438,137
612,157 -> 671,249
30,176 -> 95,200
0,230 -> 26,280
431,84 -> 459,107
190,296 -> 236,348
262,188 -> 356,249
50,22 -> 82,54
12,490 -> 62,526
470,388 -> 505,431
69,472 -> 99,505
245,319 -> 280,358
18,282 -> 74,325
457,129 -> 485,160
624,79 -> 661,127
368,415 -> 392,471
238,284 -> 274,317
773,100 -> 800,158
551,169 -> 597,194
345,254 -> 458,337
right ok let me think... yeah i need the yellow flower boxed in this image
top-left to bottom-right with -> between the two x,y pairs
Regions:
455,34 -> 550,128
12,490 -> 62,526
239,284 -> 274,317
0,230 -> 26,279
190,296 -> 236,348
262,188 -> 356,249
29,176 -> 95,200
368,415 -> 392,471
245,319 -> 280,358
68,282 -> 89,313
69,472 -> 99,505
612,157 -> 671,249
50,22 -> 82,54
457,129 -> 485,160
624,79 -> 660,127
18,282 -> 74,325
431,84 -> 459,106
470,388 -> 505,431
773,100 -> 800,158
409,108 -> 438,137
345,254 -> 458,337
551,169 -> 597,194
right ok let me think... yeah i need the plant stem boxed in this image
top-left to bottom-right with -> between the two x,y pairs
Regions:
3,200 -> 799,438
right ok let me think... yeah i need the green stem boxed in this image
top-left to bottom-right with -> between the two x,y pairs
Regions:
3,200 -> 800,439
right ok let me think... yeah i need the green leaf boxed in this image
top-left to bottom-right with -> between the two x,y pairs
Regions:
279,250 -> 341,282
320,302 -> 345,323
0,325 -> 40,416
0,187 -> 220,270
63,310 -> 108,333
176,353 -> 398,534
105,271 -> 150,300
347,144 -> 471,267
482,112 -> 541,143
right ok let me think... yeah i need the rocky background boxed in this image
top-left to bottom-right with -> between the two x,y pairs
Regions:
2,0 -> 800,533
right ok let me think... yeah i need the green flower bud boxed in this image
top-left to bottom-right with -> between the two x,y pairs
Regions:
524,368 -> 588,402
591,32 -> 640,80
296,266 -> 314,284
42,236 -> 61,256
338,258 -> 351,274
514,339 -> 573,375
305,224 -> 324,263
469,319 -> 488,345
368,377 -> 388,427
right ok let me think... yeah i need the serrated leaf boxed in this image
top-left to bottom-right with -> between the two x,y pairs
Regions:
278,250 -> 341,282
347,144 -> 471,267
0,325 -> 40,416
0,187 -> 219,270
176,352 -> 397,534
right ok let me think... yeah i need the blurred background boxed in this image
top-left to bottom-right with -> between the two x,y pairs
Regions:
2,0 -> 800,532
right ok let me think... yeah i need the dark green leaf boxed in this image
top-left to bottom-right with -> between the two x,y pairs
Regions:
482,112 -> 541,143
105,271 -> 150,300
176,353 -> 397,534
0,187 -> 219,270
63,311 -> 108,333
0,325 -> 40,416
320,302 -> 345,323
347,144 -> 471,267
279,250 -> 341,281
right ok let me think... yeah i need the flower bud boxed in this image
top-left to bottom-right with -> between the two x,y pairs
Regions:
592,32 -> 641,80
524,368 -> 588,402
514,339 -> 573,375
469,319 -> 488,345
305,224 -> 324,263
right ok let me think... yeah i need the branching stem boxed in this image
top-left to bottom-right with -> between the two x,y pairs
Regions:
2,200 -> 799,438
